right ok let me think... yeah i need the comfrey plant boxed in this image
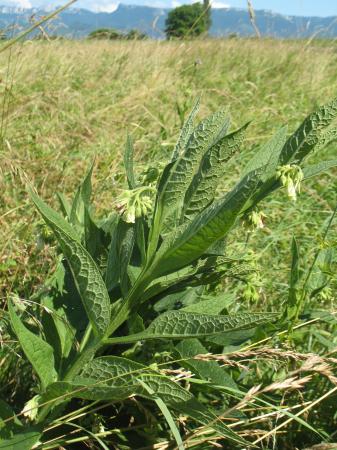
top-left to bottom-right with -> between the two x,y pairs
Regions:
5,98 -> 337,448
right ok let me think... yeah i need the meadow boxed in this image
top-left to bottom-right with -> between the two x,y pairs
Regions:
0,38 -> 336,449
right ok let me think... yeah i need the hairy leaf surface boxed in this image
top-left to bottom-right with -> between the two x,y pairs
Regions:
152,109 -> 230,238
106,311 -> 277,343
244,126 -> 288,178
9,301 -> 57,390
78,357 -> 247,446
280,97 -> 337,164
30,190 -> 111,337
183,123 -> 249,220
303,159 -> 337,179
151,170 -> 261,277
171,97 -> 200,161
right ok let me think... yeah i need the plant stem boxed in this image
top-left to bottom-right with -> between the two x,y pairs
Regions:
107,270 -> 151,336
63,337 -> 102,381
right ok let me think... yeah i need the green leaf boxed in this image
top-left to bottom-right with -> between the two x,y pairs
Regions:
150,169 -> 261,277
56,192 -> 71,219
81,162 -> 94,207
8,301 -> 58,390
105,311 -> 277,344
176,338 -> 237,389
43,356 -> 247,446
0,400 -> 22,438
280,97 -> 337,165
315,127 -> 337,150
183,123 -> 249,221
181,293 -> 234,315
41,260 -> 88,373
105,215 -> 120,291
244,126 -> 288,178
83,208 -> 105,260
79,357 -> 248,446
151,109 -> 230,246
135,217 -> 147,265
30,190 -> 111,338
303,159 -> 337,179
70,186 -> 81,226
142,257 -> 233,304
308,248 -> 333,298
138,379 -> 185,450
0,430 -> 42,450
124,134 -> 136,189
116,220 -> 135,297
41,380 -> 135,403
171,96 -> 200,161
284,237 -> 301,323
153,288 -> 204,314
40,281 -> 80,375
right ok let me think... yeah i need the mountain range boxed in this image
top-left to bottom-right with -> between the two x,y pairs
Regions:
1,4 -> 337,39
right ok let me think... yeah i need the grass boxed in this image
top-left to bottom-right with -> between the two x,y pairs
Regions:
1,38 -> 337,298
0,37 -> 336,448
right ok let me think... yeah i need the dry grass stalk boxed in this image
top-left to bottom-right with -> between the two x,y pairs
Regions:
195,348 -> 337,386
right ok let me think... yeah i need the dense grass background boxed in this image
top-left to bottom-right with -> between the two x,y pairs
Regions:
0,38 -> 336,448
1,38 -> 336,300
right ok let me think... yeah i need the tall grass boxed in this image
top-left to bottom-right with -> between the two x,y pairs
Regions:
1,38 -> 337,298
0,37 -> 336,449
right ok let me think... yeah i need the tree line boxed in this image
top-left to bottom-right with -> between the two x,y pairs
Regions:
88,1 -> 212,40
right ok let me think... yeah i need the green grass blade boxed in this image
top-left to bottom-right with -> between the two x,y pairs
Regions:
124,134 -> 136,189
80,357 -> 249,446
138,379 -> 185,450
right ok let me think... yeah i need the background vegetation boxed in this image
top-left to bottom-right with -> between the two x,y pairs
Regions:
165,1 -> 211,38
0,37 -> 336,448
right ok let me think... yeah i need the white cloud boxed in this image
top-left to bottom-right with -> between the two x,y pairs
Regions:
210,1 -> 230,9
4,0 -> 32,7
171,0 -> 230,9
80,0 -> 119,12
0,0 -> 230,12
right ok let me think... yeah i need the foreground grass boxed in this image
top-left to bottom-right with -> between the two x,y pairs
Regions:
0,38 -> 336,448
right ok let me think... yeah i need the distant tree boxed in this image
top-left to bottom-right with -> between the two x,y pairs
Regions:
88,28 -> 122,40
165,2 -> 211,39
88,28 -> 147,40
125,29 -> 147,40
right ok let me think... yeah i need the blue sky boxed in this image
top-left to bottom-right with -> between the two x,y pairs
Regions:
4,0 -> 337,16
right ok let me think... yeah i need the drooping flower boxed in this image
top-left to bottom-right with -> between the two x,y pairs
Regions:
276,164 -> 304,202
243,209 -> 266,233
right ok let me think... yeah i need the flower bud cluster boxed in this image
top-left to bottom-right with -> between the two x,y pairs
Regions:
115,186 -> 155,223
277,164 -> 304,202
243,209 -> 266,233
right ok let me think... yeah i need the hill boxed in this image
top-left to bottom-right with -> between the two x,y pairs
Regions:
1,4 -> 337,38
